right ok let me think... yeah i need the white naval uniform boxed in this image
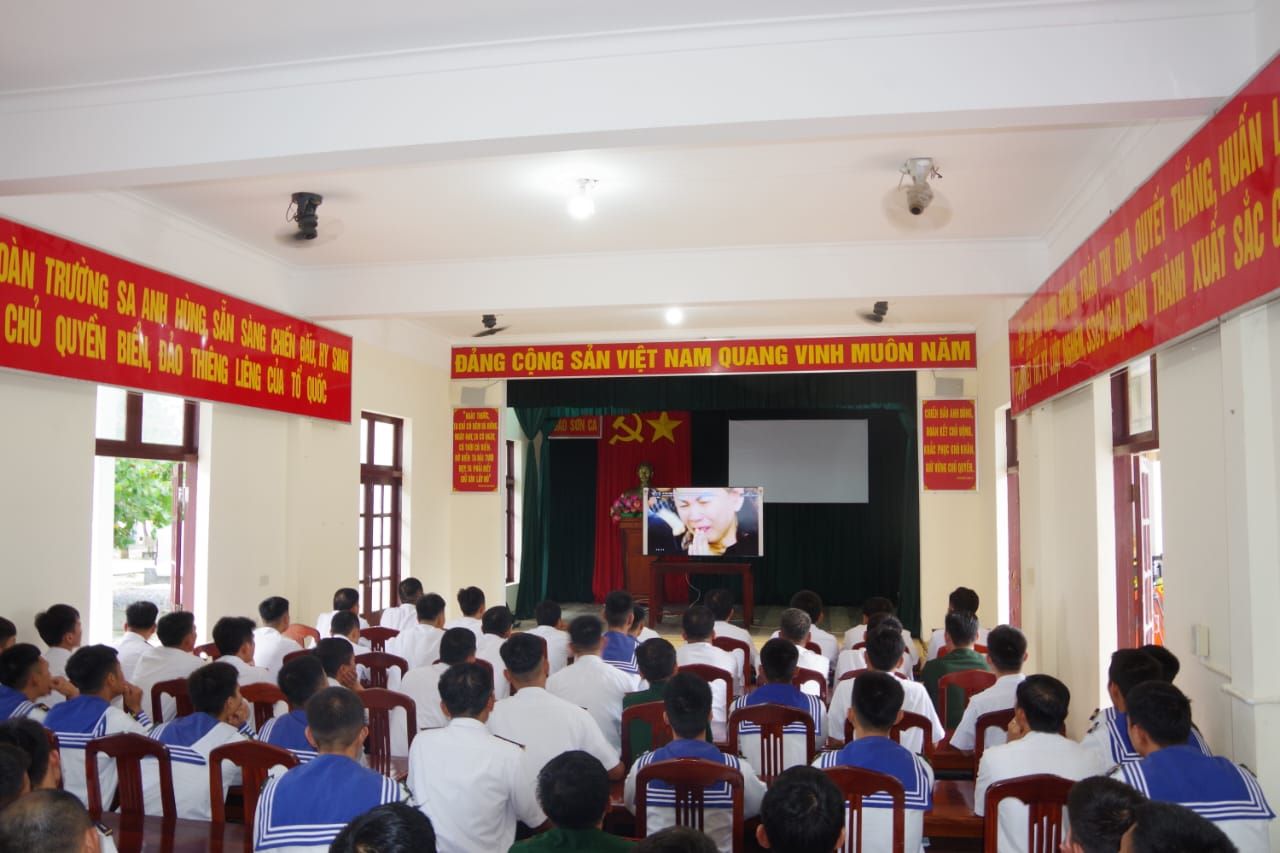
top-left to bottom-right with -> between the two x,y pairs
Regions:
389,623 -> 444,670
400,662 -> 450,731
769,625 -> 838,666
144,712 -> 247,820
814,736 -> 934,853
546,653 -> 642,752
442,615 -> 483,640
1080,705 -> 1213,771
949,673 -> 1025,752
132,645 -> 203,723
634,627 -> 661,644
826,673 -> 943,752
314,611 -> 370,643
38,646 -> 74,709
0,685 -> 46,723
378,602 -> 418,634
712,620 -> 760,677
842,625 -> 921,669
475,633 -> 511,701
114,632 -> 156,682
525,625 -> 570,675
925,626 -> 990,661
834,648 -> 913,681
253,627 -> 303,678
675,641 -> 740,723
794,644 -> 829,698
217,653 -> 273,686
975,731 -> 1109,853
486,685 -> 621,776
408,717 -> 546,853
43,695 -> 152,808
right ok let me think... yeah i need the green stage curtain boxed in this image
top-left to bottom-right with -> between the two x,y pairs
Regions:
546,438 -> 598,602
513,408 -> 553,620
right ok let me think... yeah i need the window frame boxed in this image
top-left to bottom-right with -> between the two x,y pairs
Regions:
359,411 -> 404,618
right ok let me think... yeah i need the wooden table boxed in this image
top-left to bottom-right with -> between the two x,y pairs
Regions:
925,779 -> 983,839
649,561 -> 754,628
100,814 -> 247,852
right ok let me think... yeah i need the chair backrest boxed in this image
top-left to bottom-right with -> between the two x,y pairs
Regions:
891,711 -> 936,761
974,644 -> 988,655
973,708 -> 1017,764
839,668 -> 869,683
982,774 -> 1074,853
44,728 -> 59,753
822,765 -> 906,853
194,642 -> 220,661
805,641 -> 824,657
241,682 -> 290,731
357,652 -> 409,689
792,667 -> 828,704
85,733 -> 174,820
678,664 -> 734,714
284,624 -> 321,648
635,758 -> 744,851
360,626 -> 399,653
282,649 -> 312,667
151,677 -> 193,722
852,641 -> 867,651
938,669 -> 997,728
622,700 -> 673,768
711,636 -> 755,687
360,688 -> 417,777
726,703 -> 815,784
208,740 -> 298,826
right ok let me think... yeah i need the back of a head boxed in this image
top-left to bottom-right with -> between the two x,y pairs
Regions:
0,743 -> 29,811
330,802 -> 437,853
789,590 -> 823,623
944,610 -> 979,647
632,605 -> 648,632
456,586 -> 485,617
635,826 -> 719,853
332,587 -> 359,612
949,586 -> 980,614
1124,681 -> 1192,747
537,750 -> 610,831
534,600 -> 561,628
397,577 -> 424,603
1015,674 -> 1070,733
439,627 -> 476,665
704,588 -> 734,622
568,615 -> 604,651
1108,649 -> 1164,699
416,593 -> 446,623
156,611 -> 195,648
636,638 -> 677,683
681,605 -> 714,642
0,645 -> 42,691
664,672 -> 712,738
258,596 -> 290,625
315,637 -> 354,677
330,610 -> 360,638
305,687 -> 366,752
188,662 -> 239,717
852,670 -> 905,731
760,638 -> 798,683
1066,776 -> 1145,853
1126,800 -> 1235,853
604,590 -> 633,628
861,596 -> 896,619
1139,644 -> 1180,683
499,633 -> 544,681
0,719 -> 53,789
33,605 -> 78,648
778,608 -> 811,643
125,601 -> 159,632
278,655 -> 327,708
439,662 -> 492,719
864,623 -> 907,672
212,616 -> 256,657
760,766 -> 845,853
481,606 -> 513,637
65,644 -> 118,693
986,625 -> 1027,673
0,618 -> 13,645
0,788 -> 93,853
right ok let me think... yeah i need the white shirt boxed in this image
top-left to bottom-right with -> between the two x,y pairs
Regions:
926,626 -> 991,661
475,633 -> 511,701
525,626 -> 570,675
442,615 -> 483,639
254,627 -> 303,677
486,685 -> 620,776
635,627 -> 661,644
217,654 -> 273,686
794,645 -> 829,698
39,647 -> 74,708
314,611 -> 370,641
676,641 -> 739,723
390,623 -> 444,670
949,673 -> 1025,752
378,603 -> 418,634
114,632 -> 156,681
546,654 -> 642,752
975,732 -> 1109,853
408,717 -> 546,853
400,662 -> 450,730
842,625 -> 921,669
143,713 -> 247,820
834,648 -> 913,681
132,646 -> 203,723
769,626 -> 838,666
713,620 -> 760,675
827,675 -> 943,753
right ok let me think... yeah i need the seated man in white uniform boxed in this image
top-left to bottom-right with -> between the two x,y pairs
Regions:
950,624 -> 1028,752
841,596 -> 919,670
255,687 -> 409,853
408,662 -> 547,852
143,662 -> 248,820
625,672 -> 766,853
729,639 -> 824,772
259,655 -> 327,763
833,611 -> 913,682
254,596 -> 304,677
211,616 -> 273,687
600,591 -> 641,677
33,604 -> 81,708
777,608 -> 828,699
378,577 -> 424,634
526,600 -> 570,675
132,611 -> 203,724
547,615 -> 641,752
114,601 -> 158,682
442,586 -> 484,639
674,605 -> 740,723
0,644 -> 77,723
705,588 -> 759,692
756,766 -> 846,853
1115,681 -> 1274,851
975,675 -> 1109,853
400,627 -> 473,731
315,638 -> 361,692
1121,800 -> 1237,853
925,587 -> 990,661
475,606 -> 514,701
327,612 -> 369,685
389,593 -> 446,670
486,632 -> 623,782
314,588 -> 370,642
630,604 -> 661,645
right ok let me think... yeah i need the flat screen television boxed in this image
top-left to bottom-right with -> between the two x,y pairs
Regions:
643,486 -> 764,557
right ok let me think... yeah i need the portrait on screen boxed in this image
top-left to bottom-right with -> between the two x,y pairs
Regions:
643,486 -> 763,557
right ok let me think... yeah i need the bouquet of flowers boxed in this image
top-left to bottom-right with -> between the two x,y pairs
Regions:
610,491 -> 643,523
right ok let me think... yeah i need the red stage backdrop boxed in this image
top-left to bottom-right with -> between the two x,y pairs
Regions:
593,411 -> 691,603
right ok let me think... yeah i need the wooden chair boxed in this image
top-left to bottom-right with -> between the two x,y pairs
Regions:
973,708 -> 1016,764
982,774 -> 1074,853
85,733 -> 175,821
194,642 -> 220,660
622,700 -> 673,768
823,765 -> 906,853
839,668 -> 869,683
805,641 -> 825,657
726,703 -> 815,784
792,667 -> 828,704
151,677 -> 193,722
357,652 -> 409,689
282,649 -> 312,666
678,664 -> 734,717
974,644 -> 989,655
840,711 -> 935,762
711,636 -> 756,688
360,626 -> 399,652
284,624 -> 321,648
208,741 -> 298,829
361,688 -> 416,778
635,758 -> 744,851
937,669 -> 996,728
852,641 -> 867,651
241,682 -> 290,731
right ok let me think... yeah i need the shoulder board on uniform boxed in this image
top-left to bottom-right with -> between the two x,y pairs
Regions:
1088,707 -> 1101,722
1105,763 -> 1125,779
1240,762 -> 1260,779
96,822 -> 113,838
492,734 -> 526,749
35,703 -> 49,712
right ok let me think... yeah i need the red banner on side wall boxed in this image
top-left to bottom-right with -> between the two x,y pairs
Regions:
452,407 -> 500,492
921,399 -> 977,491
0,217 -> 352,421
1010,54 -> 1280,415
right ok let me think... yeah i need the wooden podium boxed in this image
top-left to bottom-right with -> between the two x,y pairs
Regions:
618,517 -> 654,599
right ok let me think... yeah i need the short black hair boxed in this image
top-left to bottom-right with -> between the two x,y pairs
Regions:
0,645 -> 42,691
188,662 -> 239,716
0,619 -> 13,643
704,588 -> 734,621
778,608 -> 811,643
634,826 -> 718,853
499,633 -> 544,679
156,611 -> 195,648
788,590 -> 823,623
258,596 -> 290,625
1126,800 -> 1234,852
944,610 -> 979,647
0,788 -> 93,853
760,638 -> 798,683
759,766 -> 845,853
304,687 -> 365,750
534,600 -> 561,627
663,672 -> 712,738
397,578 -> 424,602
1066,776 -> 1145,853
604,590 -> 633,628
330,610 -> 359,638
332,588 -> 359,611
212,616 -> 256,657
0,743 -> 30,811
33,605 -> 78,648
1125,681 -> 1192,747
852,670 -> 904,731
1107,649 -> 1163,699
64,645 -> 119,693
681,605 -> 714,642
986,625 -> 1027,672
636,638 -> 677,683
416,594 -> 446,622
277,655 -> 327,708
537,750 -> 610,830
456,586 -> 485,617
861,596 -> 896,618
330,802 -> 437,853
439,627 -> 476,665
1015,674 -> 1071,733
632,605 -> 648,631
315,638 -> 354,677
568,615 -> 604,651
1139,644 -> 1180,683
481,606 -> 513,637
864,623 -> 907,672
439,663 -> 491,718
125,601 -> 159,631
949,587 -> 980,613
0,719 -> 52,789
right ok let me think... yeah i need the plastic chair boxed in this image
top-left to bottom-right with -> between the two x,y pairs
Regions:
973,708 -> 1016,764
635,758 -> 744,851
361,626 -> 399,653
622,700 -> 673,768
839,668 -> 869,683
241,682 -> 290,731
361,688 -> 417,778
711,636 -> 756,688
284,624 -> 321,648
85,733 -> 175,820
982,774 -> 1074,853
151,677 -> 193,722
357,652 -> 409,689
678,664 -> 734,717
726,703 -> 815,784
937,669 -> 996,728
823,765 -> 906,853
792,667 -> 828,704
208,741 -> 298,828
194,642 -> 220,660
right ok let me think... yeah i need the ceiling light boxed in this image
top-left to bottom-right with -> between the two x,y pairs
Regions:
665,306 -> 685,326
567,179 -> 597,220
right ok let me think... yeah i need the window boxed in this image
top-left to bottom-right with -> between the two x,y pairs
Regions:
359,412 -> 403,616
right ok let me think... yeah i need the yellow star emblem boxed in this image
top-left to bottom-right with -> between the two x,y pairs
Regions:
647,411 -> 682,443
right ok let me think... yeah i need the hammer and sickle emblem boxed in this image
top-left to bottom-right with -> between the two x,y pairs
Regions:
609,414 -> 645,445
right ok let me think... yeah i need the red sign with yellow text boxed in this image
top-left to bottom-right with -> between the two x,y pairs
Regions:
550,414 -> 603,438
452,407 -> 500,492
1010,55 -> 1280,415
0,217 -> 352,421
452,333 -> 975,379
921,399 -> 977,491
